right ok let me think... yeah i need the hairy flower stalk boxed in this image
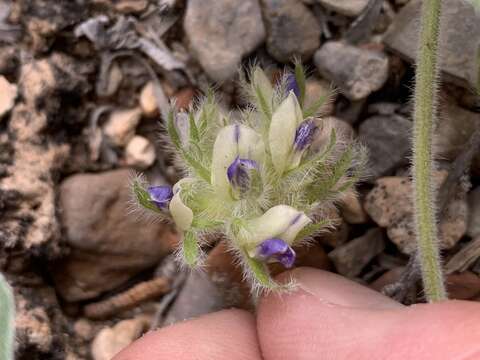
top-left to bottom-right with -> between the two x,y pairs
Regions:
132,65 -> 365,292
412,0 -> 447,302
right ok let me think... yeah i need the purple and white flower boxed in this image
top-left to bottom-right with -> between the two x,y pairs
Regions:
245,205 -> 311,267
285,73 -> 300,99
148,186 -> 173,209
227,156 -> 259,194
256,238 -> 296,268
294,119 -> 317,152
211,124 -> 265,198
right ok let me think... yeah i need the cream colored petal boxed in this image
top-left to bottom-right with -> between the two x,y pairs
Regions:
246,205 -> 311,245
211,124 -> 264,197
173,177 -> 195,194
252,67 -> 273,106
169,192 -> 193,231
269,92 -> 303,174
281,212 -> 311,243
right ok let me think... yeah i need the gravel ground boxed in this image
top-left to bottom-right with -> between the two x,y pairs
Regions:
0,0 -> 479,358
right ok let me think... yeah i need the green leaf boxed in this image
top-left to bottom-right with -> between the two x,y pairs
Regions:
255,84 -> 273,120
244,255 -> 277,289
0,273 -> 15,360
188,112 -> 200,142
303,93 -> 329,118
183,231 -> 200,266
250,67 -> 274,122
167,108 -> 182,151
308,145 -> 355,201
294,219 -> 330,242
182,152 -> 211,183
132,179 -> 162,213
192,218 -> 223,229
166,108 -> 211,183
294,60 -> 306,107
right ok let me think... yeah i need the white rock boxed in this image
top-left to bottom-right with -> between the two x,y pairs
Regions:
125,135 -> 156,169
184,0 -> 265,81
0,75 -> 17,118
103,108 -> 142,147
315,0 -> 370,17
91,317 -> 148,360
314,41 -> 389,101
139,82 -> 158,117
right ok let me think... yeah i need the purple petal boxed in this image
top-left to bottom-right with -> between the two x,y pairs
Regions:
277,247 -> 296,268
294,119 -> 317,151
286,73 -> 300,99
148,185 -> 173,209
234,124 -> 240,143
255,238 -> 296,269
227,156 -> 258,193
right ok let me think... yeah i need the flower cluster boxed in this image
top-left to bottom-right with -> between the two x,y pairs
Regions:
132,64 -> 365,292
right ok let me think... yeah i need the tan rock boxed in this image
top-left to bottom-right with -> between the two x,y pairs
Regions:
101,62 -> 123,97
125,135 -> 156,169
13,285 -> 72,357
370,267 -> 405,292
340,190 -> 369,224
16,299 -> 53,353
315,0 -> 370,17
184,0 -> 265,81
435,102 -> 480,175
365,173 -> 468,254
1,56 -> 82,256
52,169 -> 179,301
262,0 -> 320,62
115,0 -> 149,13
467,188 -> 480,238
328,228 -> 385,277
91,317 -> 149,360
103,108 -> 142,147
384,0 -> 480,89
139,82 -> 158,117
73,319 -> 95,341
446,271 -> 480,300
0,75 -> 17,118
314,41 -> 389,100
311,116 -> 355,155
372,268 -> 480,301
304,77 -> 335,116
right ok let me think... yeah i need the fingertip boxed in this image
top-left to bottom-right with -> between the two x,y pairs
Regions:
257,267 -> 401,360
114,309 -> 261,360
276,267 -> 402,309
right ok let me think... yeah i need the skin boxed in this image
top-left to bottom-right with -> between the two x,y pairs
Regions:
114,267 -> 480,360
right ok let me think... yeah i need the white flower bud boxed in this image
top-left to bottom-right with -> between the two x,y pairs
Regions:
169,179 -> 194,231
269,92 -> 303,174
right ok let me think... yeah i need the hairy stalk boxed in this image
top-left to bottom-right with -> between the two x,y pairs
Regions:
412,0 -> 446,302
